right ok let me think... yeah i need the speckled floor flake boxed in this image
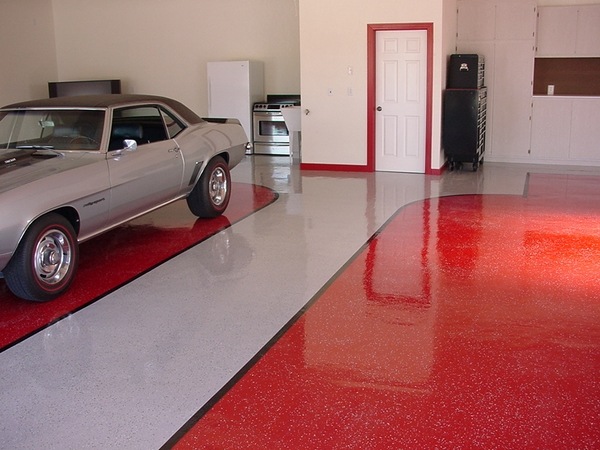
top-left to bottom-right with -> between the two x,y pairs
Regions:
173,174 -> 600,449
1,160 -> 599,449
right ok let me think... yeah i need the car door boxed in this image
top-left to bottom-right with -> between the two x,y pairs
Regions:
106,105 -> 184,224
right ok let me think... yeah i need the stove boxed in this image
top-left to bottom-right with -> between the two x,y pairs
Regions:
252,94 -> 300,155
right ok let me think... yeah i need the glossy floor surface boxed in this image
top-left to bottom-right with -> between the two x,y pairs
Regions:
0,183 -> 277,350
1,157 -> 599,449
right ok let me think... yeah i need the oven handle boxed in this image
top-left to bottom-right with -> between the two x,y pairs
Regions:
253,111 -> 283,116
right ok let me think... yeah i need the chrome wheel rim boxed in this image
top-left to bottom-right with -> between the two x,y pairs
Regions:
34,229 -> 72,285
209,166 -> 228,206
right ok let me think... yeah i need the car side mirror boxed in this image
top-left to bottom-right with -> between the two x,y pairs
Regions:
123,139 -> 138,151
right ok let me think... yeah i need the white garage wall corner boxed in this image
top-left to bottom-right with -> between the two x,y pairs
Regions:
50,0 -> 300,115
0,0 -> 58,106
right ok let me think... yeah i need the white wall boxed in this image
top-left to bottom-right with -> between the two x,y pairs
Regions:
0,0 -> 58,105
13,0 -> 300,116
2,0 -> 595,169
299,0 -> 451,171
50,0 -> 300,115
297,0 -> 596,171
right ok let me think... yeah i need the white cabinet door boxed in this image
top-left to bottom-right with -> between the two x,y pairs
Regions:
570,99 -> 600,161
537,5 -> 600,57
490,41 -> 535,161
530,97 -> 600,165
530,97 -> 572,160
536,7 -> 578,56
576,5 -> 600,56
457,0 -> 496,41
495,2 -> 536,41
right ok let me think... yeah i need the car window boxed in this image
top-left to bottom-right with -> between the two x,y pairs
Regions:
159,107 -> 186,138
110,106 -> 169,150
0,109 -> 104,151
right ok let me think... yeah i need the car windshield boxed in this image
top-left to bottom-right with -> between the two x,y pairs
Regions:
0,109 -> 105,151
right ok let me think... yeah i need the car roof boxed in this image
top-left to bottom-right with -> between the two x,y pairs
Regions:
2,94 -> 204,124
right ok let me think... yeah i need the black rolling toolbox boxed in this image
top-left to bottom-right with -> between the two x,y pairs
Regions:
443,87 -> 487,171
443,54 -> 487,171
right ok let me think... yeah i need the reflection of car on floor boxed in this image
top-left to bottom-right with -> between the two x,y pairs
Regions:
0,94 -> 249,302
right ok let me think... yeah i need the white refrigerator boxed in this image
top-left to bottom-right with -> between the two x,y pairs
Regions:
207,60 -> 264,150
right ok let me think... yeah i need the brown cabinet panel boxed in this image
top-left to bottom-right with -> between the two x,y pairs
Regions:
533,58 -> 600,96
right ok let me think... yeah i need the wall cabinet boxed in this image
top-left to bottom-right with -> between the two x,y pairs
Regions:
456,1 -> 600,166
536,5 -> 600,57
531,97 -> 600,164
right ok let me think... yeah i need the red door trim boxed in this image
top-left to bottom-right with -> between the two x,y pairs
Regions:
367,23 -> 434,174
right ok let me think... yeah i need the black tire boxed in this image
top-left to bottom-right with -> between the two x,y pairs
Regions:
4,213 -> 79,302
186,156 -> 231,218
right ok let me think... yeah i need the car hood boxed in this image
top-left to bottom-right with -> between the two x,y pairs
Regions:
0,150 -> 101,194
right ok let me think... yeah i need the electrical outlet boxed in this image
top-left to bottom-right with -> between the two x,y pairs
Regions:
547,84 -> 555,95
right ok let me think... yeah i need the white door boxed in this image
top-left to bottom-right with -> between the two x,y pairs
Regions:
375,30 -> 427,173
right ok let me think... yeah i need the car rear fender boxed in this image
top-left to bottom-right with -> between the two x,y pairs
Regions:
183,152 -> 229,192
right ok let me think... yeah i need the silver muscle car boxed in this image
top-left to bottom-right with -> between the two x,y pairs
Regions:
0,94 -> 249,301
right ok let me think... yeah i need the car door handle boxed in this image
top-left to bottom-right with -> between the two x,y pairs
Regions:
168,146 -> 180,153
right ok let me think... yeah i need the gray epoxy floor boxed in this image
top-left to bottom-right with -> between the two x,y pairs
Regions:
1,156 -> 598,449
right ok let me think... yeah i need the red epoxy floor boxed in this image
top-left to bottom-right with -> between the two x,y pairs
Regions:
0,183 -> 277,351
171,174 -> 600,449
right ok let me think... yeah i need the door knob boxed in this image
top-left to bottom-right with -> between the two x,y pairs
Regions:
376,106 -> 382,111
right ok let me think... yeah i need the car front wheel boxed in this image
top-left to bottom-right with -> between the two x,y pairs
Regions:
186,156 -> 231,218
4,213 -> 79,302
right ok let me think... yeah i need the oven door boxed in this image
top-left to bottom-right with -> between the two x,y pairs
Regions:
253,111 -> 289,144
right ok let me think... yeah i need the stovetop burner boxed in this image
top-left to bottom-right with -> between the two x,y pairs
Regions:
253,103 -> 297,111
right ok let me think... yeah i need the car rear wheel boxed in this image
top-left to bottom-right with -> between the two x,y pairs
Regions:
4,213 -> 79,302
186,156 -> 231,218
